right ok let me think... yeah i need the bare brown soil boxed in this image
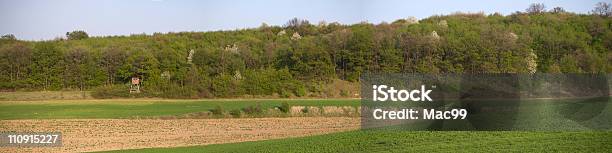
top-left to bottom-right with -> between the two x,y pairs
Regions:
0,117 -> 359,153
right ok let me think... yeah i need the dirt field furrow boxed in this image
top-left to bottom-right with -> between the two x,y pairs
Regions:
0,117 -> 360,153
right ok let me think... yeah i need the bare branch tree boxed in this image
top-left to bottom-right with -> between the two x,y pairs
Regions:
592,2 -> 611,17
551,7 -> 565,13
526,3 -> 546,14
284,18 -> 310,29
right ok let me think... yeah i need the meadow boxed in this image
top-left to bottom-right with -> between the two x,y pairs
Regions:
0,99 -> 359,120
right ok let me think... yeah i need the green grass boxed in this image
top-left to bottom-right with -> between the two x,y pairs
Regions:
92,97 -> 612,153
100,130 -> 612,153
3,97 -> 610,152
0,99 -> 359,120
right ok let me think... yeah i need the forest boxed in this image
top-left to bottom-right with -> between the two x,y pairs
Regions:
1,4 -> 611,98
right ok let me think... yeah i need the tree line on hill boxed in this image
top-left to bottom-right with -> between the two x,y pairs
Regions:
0,3 -> 610,98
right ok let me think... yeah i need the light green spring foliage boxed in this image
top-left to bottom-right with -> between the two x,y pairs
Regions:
0,12 -> 610,98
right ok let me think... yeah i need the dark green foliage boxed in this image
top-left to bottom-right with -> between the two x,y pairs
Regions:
242,103 -> 263,115
241,68 -> 305,97
30,42 -> 63,90
66,30 -> 89,40
210,105 -> 225,116
276,37 -> 335,82
0,11 -> 610,98
301,106 -> 310,113
278,102 -> 290,113
0,42 -> 32,90
111,131 -> 612,153
229,109 -> 242,118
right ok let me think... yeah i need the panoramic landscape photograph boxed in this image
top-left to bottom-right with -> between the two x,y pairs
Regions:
0,0 -> 611,152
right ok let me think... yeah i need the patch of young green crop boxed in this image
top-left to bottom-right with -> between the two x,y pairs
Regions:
0,99 -> 359,120
100,130 -> 612,153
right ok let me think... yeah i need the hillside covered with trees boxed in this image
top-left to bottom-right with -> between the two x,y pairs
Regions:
1,3 -> 611,98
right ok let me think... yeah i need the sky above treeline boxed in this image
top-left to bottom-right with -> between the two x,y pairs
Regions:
0,0 -> 603,40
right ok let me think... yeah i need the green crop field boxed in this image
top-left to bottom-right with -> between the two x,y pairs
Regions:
91,97 -> 610,153
101,130 -> 612,153
2,98 -> 611,152
0,99 -> 359,120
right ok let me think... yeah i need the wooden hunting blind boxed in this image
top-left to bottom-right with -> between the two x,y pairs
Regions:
130,76 -> 140,93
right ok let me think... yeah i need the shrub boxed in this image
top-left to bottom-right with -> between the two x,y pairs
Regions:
279,102 -> 291,113
301,106 -> 310,113
242,104 -> 263,115
294,85 -> 306,97
340,90 -> 349,97
210,105 -> 225,116
229,109 -> 242,118
279,90 -> 291,98
91,84 -> 129,99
